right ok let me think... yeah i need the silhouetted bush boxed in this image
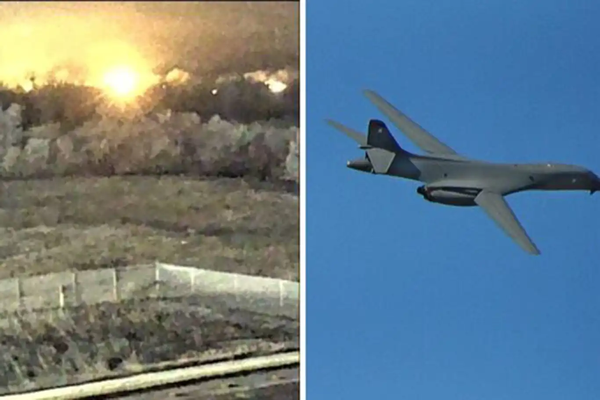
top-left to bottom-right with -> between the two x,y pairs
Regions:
0,73 -> 299,184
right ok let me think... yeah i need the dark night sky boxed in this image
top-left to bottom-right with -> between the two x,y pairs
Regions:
0,2 -> 298,87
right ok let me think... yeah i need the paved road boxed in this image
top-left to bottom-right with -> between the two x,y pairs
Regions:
113,367 -> 299,400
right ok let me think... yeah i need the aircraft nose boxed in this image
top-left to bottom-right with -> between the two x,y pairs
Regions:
588,171 -> 600,190
588,170 -> 600,181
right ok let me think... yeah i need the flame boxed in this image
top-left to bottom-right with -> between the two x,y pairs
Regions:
0,15 -> 160,103
165,68 -> 190,85
265,78 -> 287,93
102,66 -> 139,100
243,69 -> 293,94
82,41 -> 160,103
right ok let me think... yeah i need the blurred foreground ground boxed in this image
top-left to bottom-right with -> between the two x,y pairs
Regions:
117,367 -> 299,400
0,298 -> 299,394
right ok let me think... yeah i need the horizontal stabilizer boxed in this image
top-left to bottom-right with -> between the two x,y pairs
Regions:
366,148 -> 395,174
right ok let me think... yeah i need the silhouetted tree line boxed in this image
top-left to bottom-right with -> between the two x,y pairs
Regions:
0,75 -> 299,131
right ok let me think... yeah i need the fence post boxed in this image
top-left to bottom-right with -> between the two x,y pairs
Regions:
113,268 -> 119,302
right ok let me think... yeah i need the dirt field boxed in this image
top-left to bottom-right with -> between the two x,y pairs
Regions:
0,175 -> 299,280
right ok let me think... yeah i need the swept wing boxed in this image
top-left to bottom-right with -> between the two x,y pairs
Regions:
474,190 -> 540,255
363,90 -> 464,158
325,119 -> 367,146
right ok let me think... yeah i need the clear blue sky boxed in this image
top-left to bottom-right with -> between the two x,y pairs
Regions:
307,1 -> 600,399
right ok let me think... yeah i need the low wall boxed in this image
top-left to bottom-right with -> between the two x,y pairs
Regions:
0,262 -> 299,320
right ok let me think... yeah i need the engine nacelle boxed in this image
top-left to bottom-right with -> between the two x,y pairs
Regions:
417,186 -> 480,206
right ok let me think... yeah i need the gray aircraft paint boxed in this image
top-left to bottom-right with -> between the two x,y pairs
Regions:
328,90 -> 600,255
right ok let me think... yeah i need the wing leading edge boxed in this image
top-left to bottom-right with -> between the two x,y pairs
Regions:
474,191 -> 540,255
363,90 -> 461,157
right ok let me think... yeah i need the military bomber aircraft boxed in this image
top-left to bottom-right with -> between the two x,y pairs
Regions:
327,90 -> 600,255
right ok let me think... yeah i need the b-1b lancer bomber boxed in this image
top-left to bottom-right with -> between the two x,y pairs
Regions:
327,90 -> 600,255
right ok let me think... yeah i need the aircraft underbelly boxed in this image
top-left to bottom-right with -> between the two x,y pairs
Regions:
533,173 -> 593,191
417,161 -> 533,194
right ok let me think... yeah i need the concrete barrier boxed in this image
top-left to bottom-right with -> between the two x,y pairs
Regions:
0,262 -> 299,319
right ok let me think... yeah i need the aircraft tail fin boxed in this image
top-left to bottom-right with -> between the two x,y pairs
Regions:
327,118 -> 401,175
367,119 -> 405,153
365,120 -> 402,174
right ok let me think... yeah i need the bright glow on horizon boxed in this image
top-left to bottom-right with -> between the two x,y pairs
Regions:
102,66 -> 139,100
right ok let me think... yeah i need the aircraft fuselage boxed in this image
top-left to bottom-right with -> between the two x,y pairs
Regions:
349,151 -> 600,206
